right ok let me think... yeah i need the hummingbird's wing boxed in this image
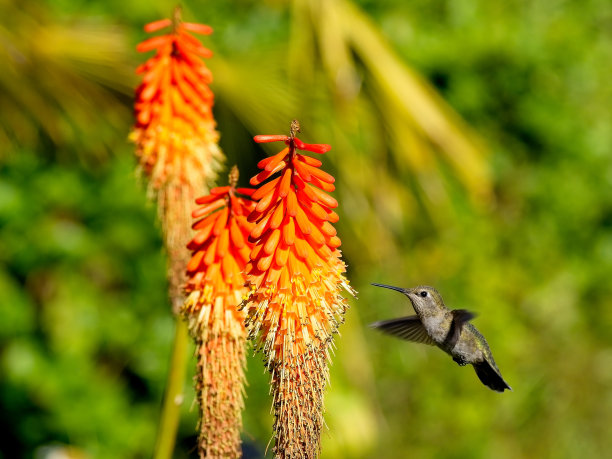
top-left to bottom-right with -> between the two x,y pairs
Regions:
443,309 -> 477,350
369,316 -> 436,345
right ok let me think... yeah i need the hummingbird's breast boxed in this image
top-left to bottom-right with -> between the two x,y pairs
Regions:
420,312 -> 452,343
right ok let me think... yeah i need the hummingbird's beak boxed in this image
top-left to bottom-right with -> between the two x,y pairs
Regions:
371,283 -> 410,295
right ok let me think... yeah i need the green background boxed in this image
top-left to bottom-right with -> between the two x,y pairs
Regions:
1,0 -> 611,457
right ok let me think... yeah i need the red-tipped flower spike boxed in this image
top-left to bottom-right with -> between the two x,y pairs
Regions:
131,9 -> 221,192
183,166 -> 256,458
130,8 -> 224,312
242,121 -> 356,458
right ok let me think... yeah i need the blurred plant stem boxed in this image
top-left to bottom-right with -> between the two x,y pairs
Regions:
153,318 -> 189,459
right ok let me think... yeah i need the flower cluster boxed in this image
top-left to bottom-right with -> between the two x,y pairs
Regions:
241,125 -> 355,456
184,170 -> 256,334
244,132 -> 352,360
131,12 -> 222,196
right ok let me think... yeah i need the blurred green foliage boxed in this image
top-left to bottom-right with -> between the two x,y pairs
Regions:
1,0 -> 612,458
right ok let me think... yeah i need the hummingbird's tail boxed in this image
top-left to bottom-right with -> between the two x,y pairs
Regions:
473,361 -> 512,392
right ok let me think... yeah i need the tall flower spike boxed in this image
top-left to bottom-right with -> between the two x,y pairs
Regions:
242,121 -> 356,458
131,8 -> 223,311
184,166 -> 256,458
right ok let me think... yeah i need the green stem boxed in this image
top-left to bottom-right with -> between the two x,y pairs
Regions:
154,317 -> 190,459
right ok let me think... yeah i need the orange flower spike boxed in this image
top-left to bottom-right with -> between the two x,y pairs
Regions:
242,120 -> 356,458
131,8 -> 223,195
183,166 -> 256,458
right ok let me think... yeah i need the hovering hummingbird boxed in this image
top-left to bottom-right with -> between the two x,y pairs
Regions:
370,283 -> 511,392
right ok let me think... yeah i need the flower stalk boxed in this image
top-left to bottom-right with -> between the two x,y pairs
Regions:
153,319 -> 190,459
131,9 -> 225,458
183,166 -> 256,457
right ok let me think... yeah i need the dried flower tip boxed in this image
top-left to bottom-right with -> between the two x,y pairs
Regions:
172,5 -> 182,30
229,165 -> 240,189
290,119 -> 301,138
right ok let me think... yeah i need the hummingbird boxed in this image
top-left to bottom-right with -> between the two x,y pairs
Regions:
370,283 -> 511,392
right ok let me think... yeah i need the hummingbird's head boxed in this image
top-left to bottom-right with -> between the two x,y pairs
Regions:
405,286 -> 444,312
372,283 -> 444,315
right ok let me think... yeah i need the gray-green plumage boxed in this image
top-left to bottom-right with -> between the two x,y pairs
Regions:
370,284 -> 511,392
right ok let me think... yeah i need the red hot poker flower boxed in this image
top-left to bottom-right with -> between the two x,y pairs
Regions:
184,170 -> 256,331
131,9 -> 222,202
131,9 -> 224,314
183,167 -> 256,458
242,122 -> 355,458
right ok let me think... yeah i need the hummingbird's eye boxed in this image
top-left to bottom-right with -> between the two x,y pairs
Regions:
419,291 -> 428,298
